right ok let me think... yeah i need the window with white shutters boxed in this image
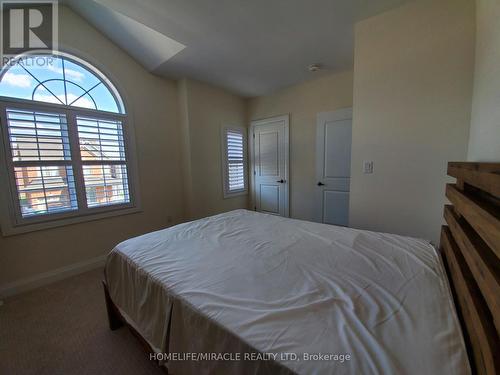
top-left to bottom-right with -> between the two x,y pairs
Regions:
0,52 -> 139,235
6,109 -> 78,218
222,127 -> 247,198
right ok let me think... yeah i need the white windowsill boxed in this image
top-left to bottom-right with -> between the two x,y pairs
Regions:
1,206 -> 142,236
223,190 -> 248,199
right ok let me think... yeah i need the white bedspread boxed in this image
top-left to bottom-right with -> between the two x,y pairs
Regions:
105,209 -> 470,375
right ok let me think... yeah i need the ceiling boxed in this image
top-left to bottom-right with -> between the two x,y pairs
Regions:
65,0 -> 413,97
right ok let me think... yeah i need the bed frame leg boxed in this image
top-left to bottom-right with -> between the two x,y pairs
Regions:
102,280 -> 124,331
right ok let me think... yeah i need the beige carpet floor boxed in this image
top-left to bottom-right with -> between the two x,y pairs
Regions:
0,269 -> 164,375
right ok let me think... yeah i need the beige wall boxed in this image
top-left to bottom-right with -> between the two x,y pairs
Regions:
0,7 -> 185,286
468,0 -> 500,161
350,0 -> 475,244
247,71 -> 354,221
178,79 -> 248,219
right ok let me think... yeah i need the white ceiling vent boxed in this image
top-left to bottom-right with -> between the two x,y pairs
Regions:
308,64 -> 322,72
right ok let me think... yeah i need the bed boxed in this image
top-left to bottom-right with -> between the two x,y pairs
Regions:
103,162 -> 499,375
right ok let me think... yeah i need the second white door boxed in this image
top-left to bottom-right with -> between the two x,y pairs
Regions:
251,115 -> 289,217
315,108 -> 352,226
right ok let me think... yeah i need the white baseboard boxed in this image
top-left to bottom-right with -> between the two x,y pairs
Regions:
0,254 -> 107,299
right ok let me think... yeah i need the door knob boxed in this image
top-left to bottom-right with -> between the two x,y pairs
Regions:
317,182 -> 325,186
277,179 -> 285,183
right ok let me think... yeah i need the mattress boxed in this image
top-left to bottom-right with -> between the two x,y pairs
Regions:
105,209 -> 470,375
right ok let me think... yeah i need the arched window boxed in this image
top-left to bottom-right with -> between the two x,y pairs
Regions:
0,52 -> 138,234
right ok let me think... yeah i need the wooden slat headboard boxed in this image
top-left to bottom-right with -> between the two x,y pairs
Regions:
440,162 -> 500,375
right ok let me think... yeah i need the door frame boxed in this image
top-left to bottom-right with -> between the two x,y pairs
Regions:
249,114 -> 290,217
315,107 -> 353,224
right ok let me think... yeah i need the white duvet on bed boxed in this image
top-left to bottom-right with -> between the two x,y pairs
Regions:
105,209 -> 470,375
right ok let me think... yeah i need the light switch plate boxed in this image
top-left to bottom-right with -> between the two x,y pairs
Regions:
363,161 -> 374,174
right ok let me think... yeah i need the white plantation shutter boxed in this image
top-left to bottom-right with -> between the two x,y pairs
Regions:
76,116 -> 130,208
6,109 -> 78,217
227,130 -> 244,190
222,127 -> 247,197
2,106 -> 133,223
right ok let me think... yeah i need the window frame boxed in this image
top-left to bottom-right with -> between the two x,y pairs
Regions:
221,125 -> 248,199
0,69 -> 141,236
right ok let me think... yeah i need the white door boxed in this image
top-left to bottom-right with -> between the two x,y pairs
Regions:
251,115 -> 289,217
315,108 -> 352,226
